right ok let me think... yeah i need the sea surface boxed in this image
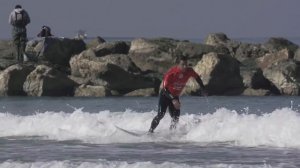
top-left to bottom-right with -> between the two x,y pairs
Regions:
101,36 -> 300,46
1,96 -> 300,168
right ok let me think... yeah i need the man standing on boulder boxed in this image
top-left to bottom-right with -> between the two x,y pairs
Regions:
9,4 -> 31,63
149,56 -> 207,133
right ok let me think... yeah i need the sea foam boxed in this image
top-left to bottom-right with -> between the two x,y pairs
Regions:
0,160 -> 276,168
0,107 -> 300,148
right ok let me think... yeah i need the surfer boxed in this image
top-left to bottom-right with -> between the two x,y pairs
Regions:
149,56 -> 207,133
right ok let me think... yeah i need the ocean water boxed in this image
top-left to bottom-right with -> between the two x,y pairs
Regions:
1,96 -> 300,168
102,36 -> 300,46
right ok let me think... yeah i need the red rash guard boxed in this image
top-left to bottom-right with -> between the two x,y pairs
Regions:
163,66 -> 200,97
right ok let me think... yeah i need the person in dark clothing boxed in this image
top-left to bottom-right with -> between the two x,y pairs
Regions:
8,4 -> 31,63
149,56 -> 207,133
37,25 -> 53,37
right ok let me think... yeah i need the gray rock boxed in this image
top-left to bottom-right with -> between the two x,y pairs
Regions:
70,49 -> 160,94
192,52 -> 244,95
98,54 -> 141,73
256,49 -> 291,69
23,65 -> 77,96
0,64 -> 34,96
242,88 -> 271,96
129,37 -> 228,74
74,84 -> 111,97
204,33 -> 230,46
240,68 -> 272,90
263,37 -> 298,55
239,68 -> 280,95
94,41 -> 130,57
70,49 -> 141,76
234,43 -> 268,64
174,41 -> 229,66
129,38 -> 178,73
263,60 -> 300,95
25,37 -> 86,66
124,88 -> 156,97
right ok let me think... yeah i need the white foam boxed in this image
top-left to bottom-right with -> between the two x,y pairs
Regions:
0,160 -> 275,168
1,107 -> 300,148
185,107 -> 300,147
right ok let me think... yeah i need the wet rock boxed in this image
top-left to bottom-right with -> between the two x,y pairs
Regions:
191,52 -> 244,95
23,65 -> 77,96
263,60 -> 300,95
94,41 -> 130,57
0,64 -> 34,96
25,37 -> 86,66
74,84 -> 111,97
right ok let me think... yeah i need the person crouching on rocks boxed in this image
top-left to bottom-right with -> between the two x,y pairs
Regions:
37,25 -> 53,37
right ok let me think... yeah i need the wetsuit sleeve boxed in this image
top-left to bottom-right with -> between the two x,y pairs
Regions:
189,68 -> 205,90
195,76 -> 205,90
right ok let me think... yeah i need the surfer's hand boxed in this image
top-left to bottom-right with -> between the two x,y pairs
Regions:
172,99 -> 180,110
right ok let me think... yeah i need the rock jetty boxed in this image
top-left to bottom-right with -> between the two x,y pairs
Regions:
0,33 -> 299,97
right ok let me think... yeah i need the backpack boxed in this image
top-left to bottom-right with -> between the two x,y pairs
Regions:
14,11 -> 27,27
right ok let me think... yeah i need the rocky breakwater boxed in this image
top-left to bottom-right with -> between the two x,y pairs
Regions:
0,33 -> 299,97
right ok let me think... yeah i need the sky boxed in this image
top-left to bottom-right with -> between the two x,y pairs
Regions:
1,0 -> 300,40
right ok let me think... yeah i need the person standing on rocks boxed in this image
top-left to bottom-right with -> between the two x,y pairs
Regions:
149,56 -> 207,133
8,4 -> 31,63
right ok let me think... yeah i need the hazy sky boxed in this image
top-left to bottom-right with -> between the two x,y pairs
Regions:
1,0 -> 300,39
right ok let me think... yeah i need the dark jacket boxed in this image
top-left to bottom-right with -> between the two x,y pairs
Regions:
37,26 -> 53,37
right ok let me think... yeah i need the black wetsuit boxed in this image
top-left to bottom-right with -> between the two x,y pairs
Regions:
149,89 -> 180,132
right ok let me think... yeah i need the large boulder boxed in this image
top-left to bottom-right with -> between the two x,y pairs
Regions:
240,68 -> 280,95
25,37 -> 86,66
97,54 -> 141,74
263,60 -> 300,95
0,64 -> 35,96
234,43 -> 268,65
129,38 -> 178,73
204,33 -> 230,46
129,37 -> 228,74
174,41 -> 229,67
256,49 -> 291,69
94,41 -> 130,57
204,33 -> 268,67
262,37 -> 298,56
191,52 -> 244,95
74,84 -> 111,97
70,49 -> 160,94
70,49 -> 141,76
23,65 -> 77,96
240,69 -> 272,90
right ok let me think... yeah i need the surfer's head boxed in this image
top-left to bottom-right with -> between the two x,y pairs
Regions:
178,56 -> 188,72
